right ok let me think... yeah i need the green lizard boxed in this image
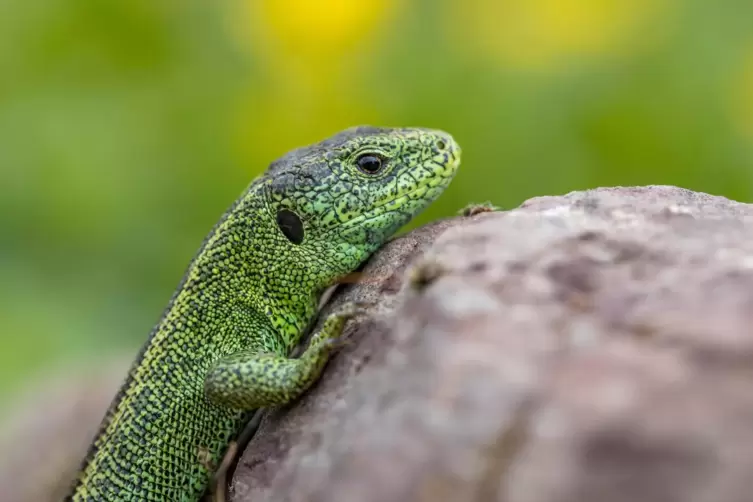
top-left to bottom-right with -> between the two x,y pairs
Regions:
65,126 -> 461,501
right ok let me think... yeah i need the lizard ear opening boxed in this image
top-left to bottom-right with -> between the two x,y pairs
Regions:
276,209 -> 304,245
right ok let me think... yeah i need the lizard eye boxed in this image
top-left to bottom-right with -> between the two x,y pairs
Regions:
276,209 -> 304,245
355,154 -> 384,174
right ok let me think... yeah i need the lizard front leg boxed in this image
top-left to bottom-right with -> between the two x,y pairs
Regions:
204,304 -> 359,410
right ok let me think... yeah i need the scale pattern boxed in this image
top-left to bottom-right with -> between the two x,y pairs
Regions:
65,126 -> 461,501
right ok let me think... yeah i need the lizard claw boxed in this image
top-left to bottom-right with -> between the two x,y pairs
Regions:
309,301 -> 371,351
330,300 -> 372,319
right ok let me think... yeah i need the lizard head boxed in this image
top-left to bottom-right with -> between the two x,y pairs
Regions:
263,126 -> 461,276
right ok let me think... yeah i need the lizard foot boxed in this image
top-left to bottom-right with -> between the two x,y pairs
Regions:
310,301 -> 370,351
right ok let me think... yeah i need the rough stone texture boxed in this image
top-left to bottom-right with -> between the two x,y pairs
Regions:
231,185 -> 753,502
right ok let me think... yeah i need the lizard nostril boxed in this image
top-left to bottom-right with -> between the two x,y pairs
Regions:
436,139 -> 447,151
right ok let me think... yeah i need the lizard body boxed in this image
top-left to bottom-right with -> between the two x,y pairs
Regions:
65,126 -> 460,501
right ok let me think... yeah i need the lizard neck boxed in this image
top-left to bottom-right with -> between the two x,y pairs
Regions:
177,187 -> 329,352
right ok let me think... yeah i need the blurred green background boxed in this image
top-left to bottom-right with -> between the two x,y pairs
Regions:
1,0 -> 753,408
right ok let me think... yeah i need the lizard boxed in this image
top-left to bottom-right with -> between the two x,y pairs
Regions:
64,126 -> 461,501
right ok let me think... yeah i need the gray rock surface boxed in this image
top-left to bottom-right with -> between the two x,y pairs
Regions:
231,185 -> 753,502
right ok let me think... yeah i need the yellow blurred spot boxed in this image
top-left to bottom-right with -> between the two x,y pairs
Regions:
239,0 -> 397,61
447,0 -> 667,70
228,0 -> 399,173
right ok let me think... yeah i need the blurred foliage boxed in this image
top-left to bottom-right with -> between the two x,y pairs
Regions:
1,0 -> 752,406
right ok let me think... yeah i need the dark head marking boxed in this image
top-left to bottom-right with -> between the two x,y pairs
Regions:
276,209 -> 304,244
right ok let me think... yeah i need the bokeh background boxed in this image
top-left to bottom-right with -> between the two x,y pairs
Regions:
2,0 -> 753,410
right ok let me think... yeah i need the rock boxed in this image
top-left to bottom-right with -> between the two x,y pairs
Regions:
230,186 -> 753,502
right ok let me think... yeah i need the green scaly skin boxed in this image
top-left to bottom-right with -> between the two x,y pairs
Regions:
65,126 -> 461,501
